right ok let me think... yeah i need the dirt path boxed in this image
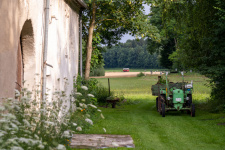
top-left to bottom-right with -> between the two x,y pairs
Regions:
92,71 -> 162,78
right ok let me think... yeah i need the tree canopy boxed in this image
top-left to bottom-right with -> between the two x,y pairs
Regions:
82,0 -> 160,79
152,0 -> 225,110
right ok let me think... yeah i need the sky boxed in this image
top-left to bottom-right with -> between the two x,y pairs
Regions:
120,4 -> 150,43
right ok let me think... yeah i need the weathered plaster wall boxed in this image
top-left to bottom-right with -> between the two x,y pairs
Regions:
46,0 -> 80,102
0,0 -> 44,98
0,0 -> 80,103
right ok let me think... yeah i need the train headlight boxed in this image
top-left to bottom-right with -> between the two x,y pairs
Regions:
186,97 -> 189,100
167,97 -> 171,100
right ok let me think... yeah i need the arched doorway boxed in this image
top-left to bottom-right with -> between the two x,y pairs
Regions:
16,20 -> 35,91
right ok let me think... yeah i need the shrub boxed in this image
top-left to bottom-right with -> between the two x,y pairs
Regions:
137,72 -> 145,77
75,76 -> 112,104
90,66 -> 105,76
93,86 -> 111,104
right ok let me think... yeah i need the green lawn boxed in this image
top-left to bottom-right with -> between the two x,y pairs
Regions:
72,73 -> 225,150
97,73 -> 210,99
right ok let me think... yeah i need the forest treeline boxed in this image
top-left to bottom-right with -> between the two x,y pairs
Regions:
103,39 -> 162,69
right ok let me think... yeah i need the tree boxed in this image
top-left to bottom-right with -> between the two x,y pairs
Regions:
157,0 -> 225,110
146,4 -> 177,69
82,0 -> 160,79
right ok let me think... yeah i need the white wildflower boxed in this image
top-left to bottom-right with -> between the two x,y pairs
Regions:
34,134 -> 39,140
81,99 -> 86,102
87,94 -> 95,97
0,119 -> 9,123
21,97 -> 31,102
0,131 -> 6,137
38,144 -> 45,149
10,123 -> 19,131
2,113 -> 16,120
81,86 -> 88,91
0,133 -> 4,137
3,125 -> 11,130
75,92 -> 82,96
62,131 -> 71,138
112,142 -> 119,147
100,113 -> 105,119
72,123 -> 77,126
11,131 -> 17,135
23,130 -> 32,135
0,106 -> 5,111
7,138 -> 19,146
12,120 -> 21,126
71,97 -> 75,102
79,103 -> 87,108
88,104 -> 97,109
14,105 -> 20,110
45,121 -> 55,126
40,109 -> 47,113
56,144 -> 66,150
76,126 -> 82,131
103,128 -> 106,133
32,117 -> 40,121
10,146 -> 24,150
97,109 -> 102,112
85,114 -> 90,118
18,137 -> 29,144
85,118 -> 93,125
29,139 -> 39,146
23,119 -> 30,127
7,98 -> 13,101
15,89 -> 20,97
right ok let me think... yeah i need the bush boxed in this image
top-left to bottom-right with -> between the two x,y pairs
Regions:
90,66 -> 105,76
93,86 -> 112,104
137,72 -> 145,77
75,76 -> 112,104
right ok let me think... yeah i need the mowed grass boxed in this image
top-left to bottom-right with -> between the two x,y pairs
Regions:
72,73 -> 225,150
97,73 -> 211,100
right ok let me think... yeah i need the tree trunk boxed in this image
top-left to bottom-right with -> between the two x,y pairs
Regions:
85,2 -> 96,80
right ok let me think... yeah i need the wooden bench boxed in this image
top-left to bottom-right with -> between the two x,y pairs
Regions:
106,98 -> 119,108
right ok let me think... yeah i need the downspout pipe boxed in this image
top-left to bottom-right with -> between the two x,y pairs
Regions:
79,9 -> 83,77
42,0 -> 50,105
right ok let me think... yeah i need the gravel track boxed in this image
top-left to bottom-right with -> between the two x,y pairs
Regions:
91,72 -> 162,78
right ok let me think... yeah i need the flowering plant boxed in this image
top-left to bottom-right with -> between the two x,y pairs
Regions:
0,78 -> 105,149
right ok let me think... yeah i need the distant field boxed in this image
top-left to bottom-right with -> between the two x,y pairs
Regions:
104,68 -> 168,72
96,72 -> 211,101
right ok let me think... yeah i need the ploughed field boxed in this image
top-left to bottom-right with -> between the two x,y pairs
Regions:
74,73 -> 225,150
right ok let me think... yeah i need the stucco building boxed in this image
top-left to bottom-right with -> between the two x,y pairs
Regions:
0,0 -> 86,101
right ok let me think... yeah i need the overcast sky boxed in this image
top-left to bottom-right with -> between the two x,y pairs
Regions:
120,4 -> 150,43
